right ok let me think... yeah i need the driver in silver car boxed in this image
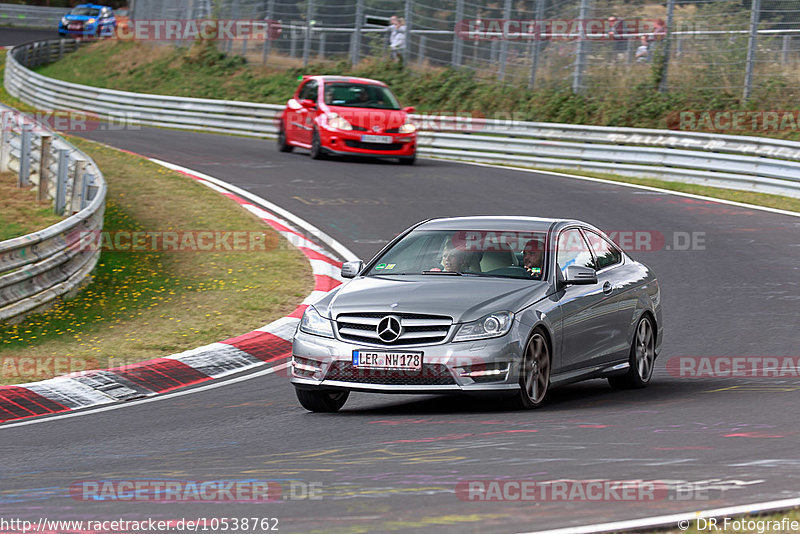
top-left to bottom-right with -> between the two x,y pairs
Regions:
523,237 -> 545,279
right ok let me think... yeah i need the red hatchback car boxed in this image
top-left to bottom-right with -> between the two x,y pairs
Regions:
277,76 -> 417,164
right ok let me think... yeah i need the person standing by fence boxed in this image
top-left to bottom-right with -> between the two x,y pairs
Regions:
389,15 -> 406,62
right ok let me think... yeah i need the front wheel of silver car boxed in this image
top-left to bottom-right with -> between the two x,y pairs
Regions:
295,388 -> 349,412
518,330 -> 550,409
609,315 -> 655,390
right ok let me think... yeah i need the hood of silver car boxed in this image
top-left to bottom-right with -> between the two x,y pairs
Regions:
317,275 -> 550,323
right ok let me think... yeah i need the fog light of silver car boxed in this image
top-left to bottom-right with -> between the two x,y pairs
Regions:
293,356 -> 323,379
458,362 -> 510,383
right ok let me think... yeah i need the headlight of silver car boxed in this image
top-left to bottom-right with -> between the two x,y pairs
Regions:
453,311 -> 514,342
299,306 -> 335,338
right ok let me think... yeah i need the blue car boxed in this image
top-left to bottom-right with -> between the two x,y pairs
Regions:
58,4 -> 117,38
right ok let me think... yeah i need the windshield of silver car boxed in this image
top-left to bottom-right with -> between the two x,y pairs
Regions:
366,230 -> 548,279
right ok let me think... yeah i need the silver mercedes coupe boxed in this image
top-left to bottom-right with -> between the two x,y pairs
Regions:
291,216 -> 663,411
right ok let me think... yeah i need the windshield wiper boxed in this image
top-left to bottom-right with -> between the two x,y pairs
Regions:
422,270 -> 463,276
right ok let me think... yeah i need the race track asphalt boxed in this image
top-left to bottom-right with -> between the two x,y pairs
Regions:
1,120 -> 799,531
0,28 -> 57,47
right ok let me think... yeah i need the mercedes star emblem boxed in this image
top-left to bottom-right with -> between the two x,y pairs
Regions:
377,315 -> 402,343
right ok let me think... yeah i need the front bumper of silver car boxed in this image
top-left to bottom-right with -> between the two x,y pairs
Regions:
290,330 -> 522,394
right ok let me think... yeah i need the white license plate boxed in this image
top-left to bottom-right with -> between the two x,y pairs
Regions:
352,350 -> 422,370
360,134 -> 393,144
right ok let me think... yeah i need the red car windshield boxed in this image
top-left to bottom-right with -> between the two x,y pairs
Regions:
323,83 -> 400,110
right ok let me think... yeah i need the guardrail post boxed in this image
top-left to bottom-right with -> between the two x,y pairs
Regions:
44,41 -> 51,65
58,39 -> 65,61
87,174 -> 98,203
70,159 -> 86,214
81,172 -> 95,209
54,148 -> 70,215
743,0 -> 761,101
36,133 -> 51,197
20,126 -> 33,188
0,123 -> 8,173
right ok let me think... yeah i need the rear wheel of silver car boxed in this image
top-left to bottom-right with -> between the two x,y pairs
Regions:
295,388 -> 349,412
609,315 -> 655,390
518,330 -> 550,409
309,129 -> 325,160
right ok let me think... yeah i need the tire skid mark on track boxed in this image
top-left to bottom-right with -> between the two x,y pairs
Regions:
0,156 -> 347,426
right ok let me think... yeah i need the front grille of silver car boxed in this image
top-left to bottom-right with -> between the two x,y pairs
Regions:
325,361 -> 456,385
335,313 -> 453,346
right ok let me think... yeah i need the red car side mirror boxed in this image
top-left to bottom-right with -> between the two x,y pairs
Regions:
403,106 -> 416,113
300,99 -> 317,109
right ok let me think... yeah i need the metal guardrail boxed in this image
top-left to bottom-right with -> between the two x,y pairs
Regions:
5,38 -> 800,200
0,2 -> 64,29
0,99 -> 106,322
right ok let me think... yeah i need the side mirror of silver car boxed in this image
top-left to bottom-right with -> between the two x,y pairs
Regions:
563,265 -> 598,285
341,260 -> 364,279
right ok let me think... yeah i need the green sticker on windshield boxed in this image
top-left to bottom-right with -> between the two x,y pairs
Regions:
375,263 -> 387,270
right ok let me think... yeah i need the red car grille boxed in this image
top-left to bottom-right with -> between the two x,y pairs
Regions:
344,140 -> 404,151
